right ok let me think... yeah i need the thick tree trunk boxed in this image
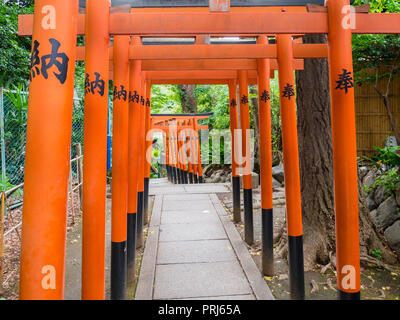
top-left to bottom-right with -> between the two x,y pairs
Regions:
178,85 -> 197,113
295,34 -> 397,271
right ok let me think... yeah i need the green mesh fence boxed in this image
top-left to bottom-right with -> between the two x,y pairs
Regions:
0,88 -> 84,187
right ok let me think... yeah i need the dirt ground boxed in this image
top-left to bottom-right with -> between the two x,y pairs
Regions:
218,186 -> 400,300
0,183 -> 154,301
0,186 -> 82,300
63,191 -> 154,300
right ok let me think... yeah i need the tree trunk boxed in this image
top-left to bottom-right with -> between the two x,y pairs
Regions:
374,66 -> 400,146
249,85 -> 260,174
295,34 -> 397,271
178,85 -> 197,113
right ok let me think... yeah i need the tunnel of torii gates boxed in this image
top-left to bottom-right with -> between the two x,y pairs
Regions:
16,0 -> 400,301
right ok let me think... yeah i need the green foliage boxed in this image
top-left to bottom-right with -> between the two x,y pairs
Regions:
151,85 -> 182,114
363,146 -> 400,198
371,249 -> 382,260
153,148 -> 159,158
352,0 -> 400,83
0,2 -> 33,87
3,85 -> 28,184
373,168 -> 400,197
0,175 -> 14,192
196,85 -> 229,130
365,146 -> 400,169
270,74 -> 282,156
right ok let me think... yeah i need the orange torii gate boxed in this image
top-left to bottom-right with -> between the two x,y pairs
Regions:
151,114 -> 211,185
17,0 -> 400,301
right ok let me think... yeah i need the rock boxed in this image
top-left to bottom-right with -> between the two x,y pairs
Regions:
278,274 -> 288,280
384,220 -> 400,255
366,196 -> 378,211
358,166 -> 369,180
362,170 -> 376,190
396,189 -> 400,207
375,197 -> 400,230
370,209 -> 377,222
374,185 -> 386,205
203,164 -> 214,177
272,177 -> 282,189
272,163 -> 285,183
212,176 -> 222,183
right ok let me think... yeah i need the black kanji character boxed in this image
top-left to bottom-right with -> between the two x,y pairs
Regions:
146,98 -> 151,107
140,96 -> 145,106
230,99 -> 237,107
282,83 -> 295,100
113,85 -> 118,100
240,95 -> 248,104
129,90 -> 140,103
335,68 -> 354,94
90,72 -> 105,96
30,40 -> 41,80
260,90 -> 270,103
41,38 -> 69,84
118,85 -> 127,101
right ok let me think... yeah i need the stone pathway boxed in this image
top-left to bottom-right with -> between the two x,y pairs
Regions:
136,178 -> 274,300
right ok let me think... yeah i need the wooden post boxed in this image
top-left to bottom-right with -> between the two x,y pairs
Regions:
190,119 -> 199,183
143,81 -> 152,225
136,75 -> 146,249
127,36 -> 142,285
228,80 -> 241,223
110,35 -> 130,300
238,70 -> 254,245
82,0 -> 110,300
257,35 -> 274,276
19,0 -> 78,300
276,34 -> 305,300
327,0 -> 360,300
194,120 -> 204,183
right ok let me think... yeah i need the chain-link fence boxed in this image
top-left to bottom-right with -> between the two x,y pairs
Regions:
0,88 -> 84,188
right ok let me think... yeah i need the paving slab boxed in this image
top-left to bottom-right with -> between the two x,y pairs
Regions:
178,294 -> 255,300
135,179 -> 274,300
157,240 -> 236,264
163,194 -> 211,201
161,212 -> 220,224
162,200 -> 215,212
183,184 -> 230,194
153,261 -> 253,300
159,222 -> 227,242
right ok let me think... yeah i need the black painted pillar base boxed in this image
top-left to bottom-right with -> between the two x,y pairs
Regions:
172,166 -> 177,184
232,176 -> 241,223
136,192 -> 144,248
177,168 -> 182,184
111,241 -> 127,300
199,176 -> 203,183
189,172 -> 194,184
338,290 -> 360,300
143,178 -> 149,225
181,170 -> 186,184
243,188 -> 254,245
288,235 -> 305,300
262,208 -> 274,276
127,212 -> 137,284
194,174 -> 198,184
183,171 -> 188,184
166,165 -> 171,181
